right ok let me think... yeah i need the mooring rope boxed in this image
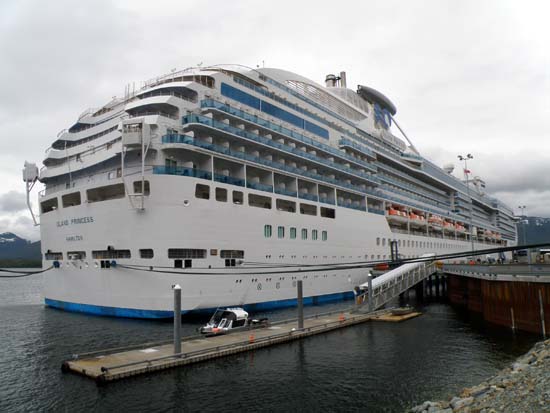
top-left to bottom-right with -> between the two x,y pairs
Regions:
0,266 -> 54,278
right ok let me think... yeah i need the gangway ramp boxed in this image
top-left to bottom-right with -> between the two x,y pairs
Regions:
354,253 -> 436,312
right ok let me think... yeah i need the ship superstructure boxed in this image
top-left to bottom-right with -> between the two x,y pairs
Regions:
30,65 -> 517,317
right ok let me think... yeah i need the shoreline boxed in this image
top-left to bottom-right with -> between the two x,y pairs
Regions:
409,338 -> 550,412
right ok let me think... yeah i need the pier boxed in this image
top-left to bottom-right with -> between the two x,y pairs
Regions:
442,263 -> 550,335
62,307 -> 420,384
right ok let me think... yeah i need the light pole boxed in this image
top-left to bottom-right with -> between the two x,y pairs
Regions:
458,154 -> 475,255
518,205 -> 531,264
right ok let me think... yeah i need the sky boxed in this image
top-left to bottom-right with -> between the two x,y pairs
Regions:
0,0 -> 548,240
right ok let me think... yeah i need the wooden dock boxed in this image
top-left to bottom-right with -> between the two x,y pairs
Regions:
62,307 -> 420,384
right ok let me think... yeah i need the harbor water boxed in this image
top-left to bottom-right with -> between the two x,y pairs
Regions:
0,272 -> 539,412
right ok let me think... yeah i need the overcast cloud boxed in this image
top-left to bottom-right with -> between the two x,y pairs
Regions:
0,0 -> 548,240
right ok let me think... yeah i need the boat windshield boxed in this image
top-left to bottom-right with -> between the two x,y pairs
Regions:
210,310 -> 225,324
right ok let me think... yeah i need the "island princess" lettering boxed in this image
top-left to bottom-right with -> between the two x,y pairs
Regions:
56,216 -> 94,227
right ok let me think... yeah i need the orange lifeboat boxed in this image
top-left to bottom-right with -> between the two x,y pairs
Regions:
428,215 -> 443,230
387,207 -> 408,224
443,221 -> 454,232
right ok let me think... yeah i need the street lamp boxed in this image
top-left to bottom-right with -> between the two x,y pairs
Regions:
458,154 -> 474,254
517,205 -> 531,264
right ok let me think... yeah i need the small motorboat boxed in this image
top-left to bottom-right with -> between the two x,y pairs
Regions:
199,308 -> 268,335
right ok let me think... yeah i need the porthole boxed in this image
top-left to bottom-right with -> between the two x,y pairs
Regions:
183,200 -> 190,207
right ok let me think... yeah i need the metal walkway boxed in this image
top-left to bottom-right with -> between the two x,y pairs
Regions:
354,254 -> 437,312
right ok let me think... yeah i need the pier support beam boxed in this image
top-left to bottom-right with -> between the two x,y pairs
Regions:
367,273 -> 373,312
173,284 -> 182,355
297,280 -> 304,330
539,290 -> 546,338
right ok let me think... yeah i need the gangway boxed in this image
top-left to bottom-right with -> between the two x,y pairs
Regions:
353,253 -> 437,312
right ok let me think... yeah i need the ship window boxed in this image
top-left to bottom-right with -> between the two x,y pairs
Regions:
312,230 -> 318,240
67,251 -> 86,260
62,192 -> 81,208
140,249 -> 154,259
376,237 -> 380,246
233,191 -> 244,205
195,184 -> 210,200
92,249 -> 131,259
382,238 -> 386,246
216,188 -> 227,202
41,197 -> 58,213
322,231 -> 328,241
45,251 -> 63,260
300,203 -> 316,216
278,226 -> 285,239
249,194 -> 271,209
264,225 -> 272,238
87,183 -> 125,203
301,228 -> 308,240
220,250 -> 244,259
290,227 -> 297,239
276,199 -> 295,213
320,207 -> 335,219
133,180 -> 150,195
168,249 -> 206,259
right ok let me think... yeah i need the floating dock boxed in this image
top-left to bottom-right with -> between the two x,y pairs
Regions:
62,307 -> 420,384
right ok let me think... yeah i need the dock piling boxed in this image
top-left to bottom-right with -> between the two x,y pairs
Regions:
173,284 -> 182,355
297,280 -> 304,329
539,290 -> 546,338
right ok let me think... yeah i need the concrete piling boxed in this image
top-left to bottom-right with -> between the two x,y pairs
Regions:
539,290 -> 546,338
297,280 -> 304,330
173,284 -> 182,355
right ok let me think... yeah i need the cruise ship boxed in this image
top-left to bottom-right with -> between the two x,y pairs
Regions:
24,65 -> 517,318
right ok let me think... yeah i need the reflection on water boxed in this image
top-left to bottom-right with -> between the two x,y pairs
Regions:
0,273 -> 539,412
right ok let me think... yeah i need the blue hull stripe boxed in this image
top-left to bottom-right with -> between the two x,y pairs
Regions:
45,291 -> 355,319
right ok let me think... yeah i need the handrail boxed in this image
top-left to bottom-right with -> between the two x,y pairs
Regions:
137,89 -> 197,103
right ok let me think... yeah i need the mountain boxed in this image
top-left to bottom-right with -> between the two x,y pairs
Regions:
517,216 -> 550,246
0,232 -> 41,260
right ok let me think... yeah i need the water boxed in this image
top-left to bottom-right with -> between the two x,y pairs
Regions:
0,272 -> 539,412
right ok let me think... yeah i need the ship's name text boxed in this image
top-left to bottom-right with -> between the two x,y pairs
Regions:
57,216 -> 94,227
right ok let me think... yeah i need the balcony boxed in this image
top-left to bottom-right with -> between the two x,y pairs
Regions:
246,181 -> 273,193
181,114 -> 380,185
319,197 -> 335,205
200,100 -> 379,175
299,193 -> 319,202
214,173 -> 245,187
163,133 -> 373,196
338,138 -> 376,159
153,166 -> 212,180
275,188 -> 298,197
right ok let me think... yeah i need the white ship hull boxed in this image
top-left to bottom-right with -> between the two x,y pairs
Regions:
41,176 -> 490,318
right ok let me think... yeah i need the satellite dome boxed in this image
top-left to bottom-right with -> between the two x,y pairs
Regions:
443,163 -> 454,174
